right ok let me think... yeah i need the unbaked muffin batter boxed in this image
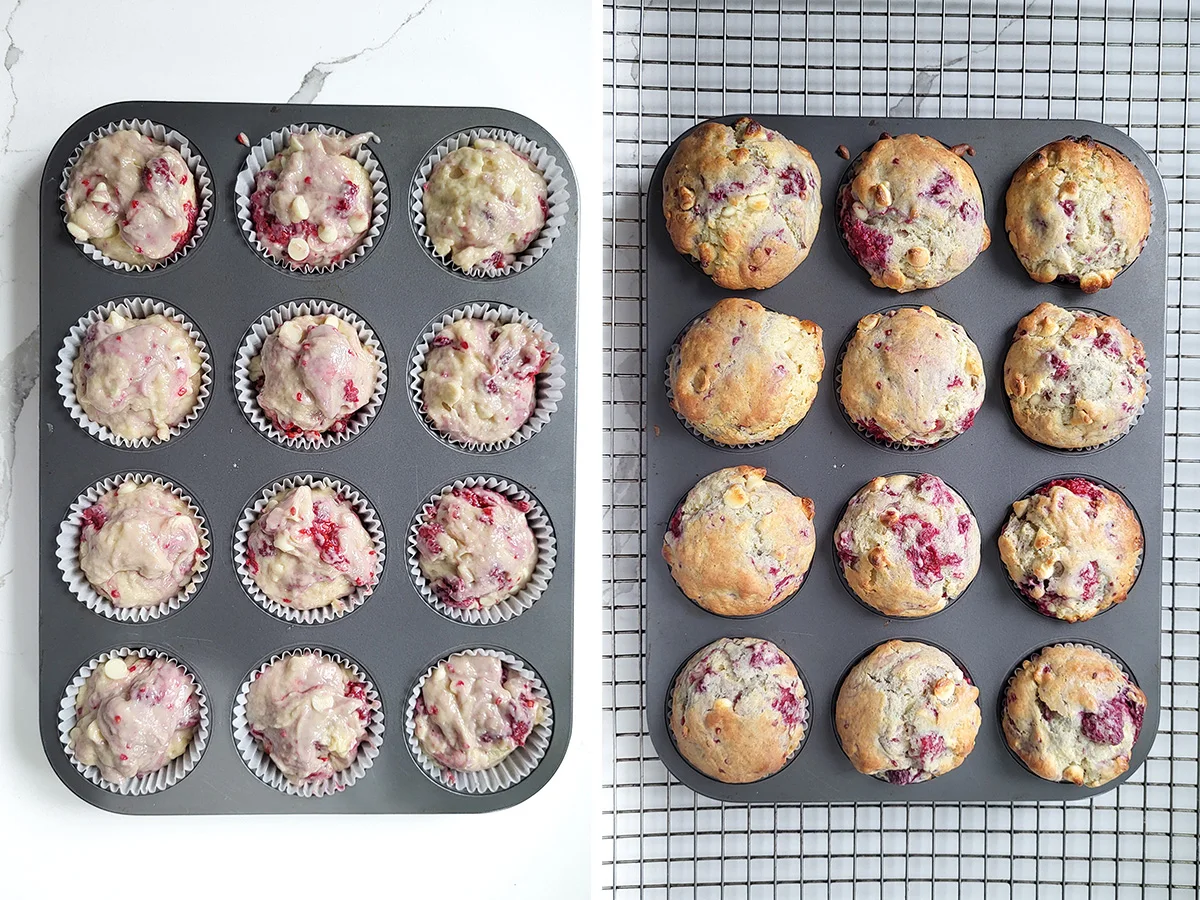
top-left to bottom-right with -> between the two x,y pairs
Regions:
64,129 -> 198,266
73,310 -> 204,441
413,653 -> 547,772
69,654 -> 201,783
422,138 -> 548,271
79,481 -> 204,608
245,484 -> 376,611
421,318 -> 550,444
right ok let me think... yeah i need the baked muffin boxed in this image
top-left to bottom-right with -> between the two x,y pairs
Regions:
245,484 -> 377,611
663,466 -> 815,617
999,477 -> 1142,622
69,654 -> 201,784
73,310 -> 204,442
669,297 -> 824,445
840,306 -> 985,447
415,486 -> 537,611
79,481 -> 204,608
422,138 -> 548,271
413,653 -> 548,773
1005,136 -> 1152,292
835,640 -> 980,784
669,637 -> 806,783
1002,644 -> 1147,786
662,117 -> 821,289
421,318 -> 551,445
834,474 -> 980,617
1004,302 -> 1148,450
838,133 -> 990,292
249,314 -> 378,440
64,129 -> 198,267
249,130 -> 375,267
246,652 -> 371,784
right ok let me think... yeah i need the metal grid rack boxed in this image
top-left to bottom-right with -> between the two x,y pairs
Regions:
602,2 -> 1200,896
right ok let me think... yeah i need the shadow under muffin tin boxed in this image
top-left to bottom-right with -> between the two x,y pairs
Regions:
39,101 -> 577,815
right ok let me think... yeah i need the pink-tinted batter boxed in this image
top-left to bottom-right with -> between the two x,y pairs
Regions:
415,486 -> 537,610
413,653 -> 547,772
69,654 -> 201,783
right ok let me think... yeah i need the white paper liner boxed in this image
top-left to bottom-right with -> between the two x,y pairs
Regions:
410,302 -> 565,453
405,648 -> 553,794
234,475 -> 385,625
412,127 -> 570,278
665,640 -> 810,783
57,298 -> 213,449
56,473 -> 211,623
234,124 -> 387,273
58,647 -> 210,795
407,475 -> 556,625
235,300 -> 388,450
59,118 -> 213,271
1001,642 -> 1141,784
233,648 -> 384,797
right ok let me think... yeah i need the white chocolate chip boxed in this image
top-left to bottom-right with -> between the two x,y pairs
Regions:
852,201 -> 869,220
66,221 -> 91,242
277,320 -> 303,344
288,134 -> 303,151
318,223 -> 338,244
287,237 -> 310,262
311,692 -> 333,712
290,196 -> 310,222
89,182 -> 112,205
103,658 -> 129,680
348,214 -> 369,234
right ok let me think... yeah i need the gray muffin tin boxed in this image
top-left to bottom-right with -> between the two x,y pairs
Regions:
38,101 -> 576,814
645,115 -> 1165,803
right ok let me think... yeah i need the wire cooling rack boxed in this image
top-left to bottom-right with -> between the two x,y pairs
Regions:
602,1 -> 1200,896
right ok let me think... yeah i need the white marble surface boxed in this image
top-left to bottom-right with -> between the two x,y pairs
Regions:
0,1 -> 602,895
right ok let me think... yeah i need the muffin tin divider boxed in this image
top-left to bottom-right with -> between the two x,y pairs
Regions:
645,115 -> 1165,803
39,101 -> 576,814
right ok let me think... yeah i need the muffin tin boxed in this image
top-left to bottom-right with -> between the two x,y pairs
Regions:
38,101 -> 577,814
645,115 -> 1164,802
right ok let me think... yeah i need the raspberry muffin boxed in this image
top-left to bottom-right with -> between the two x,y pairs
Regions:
249,130 -> 375,267
73,310 -> 204,442
69,654 -> 201,784
840,306 -> 985,447
669,297 -> 824,445
245,484 -> 377,612
1005,137 -> 1152,292
999,477 -> 1142,622
249,314 -> 378,440
413,653 -> 548,773
1004,302 -> 1148,450
79,481 -> 205,608
246,652 -> 372,785
415,486 -> 538,612
422,138 -> 548,271
1003,644 -> 1147,786
834,474 -> 980,617
836,640 -> 980,784
64,129 -> 199,267
662,117 -> 822,290
669,637 -> 807,783
421,318 -> 551,445
838,133 -> 990,292
662,466 -> 815,617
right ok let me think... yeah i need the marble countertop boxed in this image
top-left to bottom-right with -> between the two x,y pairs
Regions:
0,0 -> 601,894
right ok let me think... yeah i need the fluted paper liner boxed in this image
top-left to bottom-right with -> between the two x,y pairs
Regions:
56,473 -> 211,622
233,648 -> 384,798
410,302 -> 565,453
235,123 -> 388,273
407,475 -> 556,625
58,647 -> 210,795
235,300 -> 387,450
60,118 -> 213,271
406,648 -> 553,794
234,475 -> 385,625
412,127 -> 570,277
57,297 -> 212,448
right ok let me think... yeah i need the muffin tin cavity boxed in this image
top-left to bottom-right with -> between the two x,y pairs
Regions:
646,114 -> 1164,804
39,102 -> 577,815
